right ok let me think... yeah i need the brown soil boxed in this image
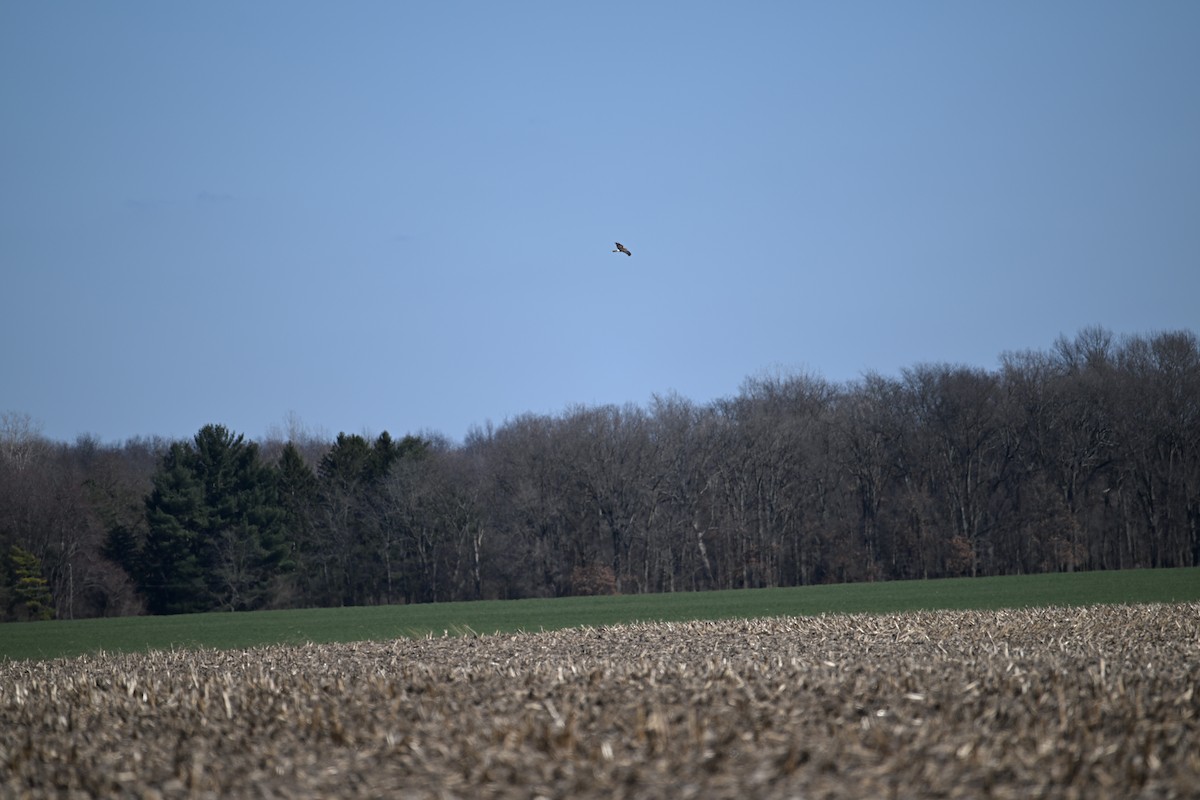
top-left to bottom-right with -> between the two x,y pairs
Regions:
3,603 -> 1198,798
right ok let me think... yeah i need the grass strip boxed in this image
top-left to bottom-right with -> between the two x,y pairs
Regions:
3,567 -> 1197,662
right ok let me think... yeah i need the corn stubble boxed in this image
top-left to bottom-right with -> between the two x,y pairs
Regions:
3,603 -> 1197,798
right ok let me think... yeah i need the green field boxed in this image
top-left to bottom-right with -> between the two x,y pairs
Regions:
3,567 -> 1197,663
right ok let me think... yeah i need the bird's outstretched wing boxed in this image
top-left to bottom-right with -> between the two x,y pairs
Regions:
613,242 -> 632,256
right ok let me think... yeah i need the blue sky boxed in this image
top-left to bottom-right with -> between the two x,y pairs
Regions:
3,2 -> 1198,445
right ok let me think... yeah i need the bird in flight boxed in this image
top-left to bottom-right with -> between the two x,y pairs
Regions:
613,242 -> 632,256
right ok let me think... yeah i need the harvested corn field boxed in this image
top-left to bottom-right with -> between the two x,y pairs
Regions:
3,603 -> 1198,798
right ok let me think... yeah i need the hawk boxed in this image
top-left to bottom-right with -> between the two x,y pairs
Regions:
612,242 -> 632,256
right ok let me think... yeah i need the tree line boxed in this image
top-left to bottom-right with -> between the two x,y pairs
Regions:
1,327 -> 1197,620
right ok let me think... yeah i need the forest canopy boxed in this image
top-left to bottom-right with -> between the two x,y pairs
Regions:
1,327 -> 1197,620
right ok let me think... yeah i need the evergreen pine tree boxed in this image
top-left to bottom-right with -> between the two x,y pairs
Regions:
9,545 -> 55,621
141,442 -> 209,614
275,443 -> 318,604
138,425 -> 290,614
